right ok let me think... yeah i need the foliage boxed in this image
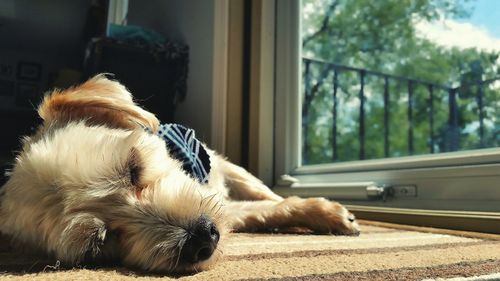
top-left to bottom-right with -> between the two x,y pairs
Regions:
302,0 -> 500,165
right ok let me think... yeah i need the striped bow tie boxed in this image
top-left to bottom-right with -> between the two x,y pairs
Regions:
157,124 -> 211,184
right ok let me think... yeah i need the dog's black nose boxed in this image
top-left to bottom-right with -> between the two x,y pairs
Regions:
180,216 -> 220,264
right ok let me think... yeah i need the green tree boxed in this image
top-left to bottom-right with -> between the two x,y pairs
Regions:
302,0 -> 500,165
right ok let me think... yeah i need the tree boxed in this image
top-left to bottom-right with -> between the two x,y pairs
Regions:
301,0 -> 500,165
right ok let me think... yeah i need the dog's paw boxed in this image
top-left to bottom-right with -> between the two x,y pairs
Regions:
83,218 -> 107,262
296,197 -> 360,235
58,214 -> 108,265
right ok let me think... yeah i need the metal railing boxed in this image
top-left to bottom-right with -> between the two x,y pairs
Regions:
302,57 -> 499,164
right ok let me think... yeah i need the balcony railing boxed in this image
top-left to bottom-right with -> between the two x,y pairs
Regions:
302,57 -> 500,164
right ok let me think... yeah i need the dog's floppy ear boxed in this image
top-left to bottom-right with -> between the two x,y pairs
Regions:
38,74 -> 159,131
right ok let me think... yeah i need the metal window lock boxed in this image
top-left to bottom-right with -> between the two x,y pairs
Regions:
366,185 -> 417,200
366,185 -> 393,201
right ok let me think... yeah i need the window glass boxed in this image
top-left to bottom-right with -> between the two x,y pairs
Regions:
301,0 -> 500,165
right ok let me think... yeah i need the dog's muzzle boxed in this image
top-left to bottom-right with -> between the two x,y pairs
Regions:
180,216 -> 220,264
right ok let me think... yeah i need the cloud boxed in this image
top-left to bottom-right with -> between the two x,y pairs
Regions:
414,18 -> 500,53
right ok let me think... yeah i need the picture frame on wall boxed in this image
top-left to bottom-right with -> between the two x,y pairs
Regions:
17,61 -> 42,81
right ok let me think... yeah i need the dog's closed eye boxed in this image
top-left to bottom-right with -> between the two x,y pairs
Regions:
348,214 -> 355,222
128,147 -> 142,187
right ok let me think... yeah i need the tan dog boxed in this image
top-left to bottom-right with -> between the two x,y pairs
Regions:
0,75 -> 360,272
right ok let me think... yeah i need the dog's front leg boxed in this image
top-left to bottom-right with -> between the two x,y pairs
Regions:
56,213 -> 107,265
225,197 -> 360,235
218,158 -> 283,201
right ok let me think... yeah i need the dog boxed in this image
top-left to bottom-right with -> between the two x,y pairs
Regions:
0,75 -> 360,273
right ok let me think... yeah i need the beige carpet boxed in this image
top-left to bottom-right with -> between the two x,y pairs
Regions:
0,222 -> 499,280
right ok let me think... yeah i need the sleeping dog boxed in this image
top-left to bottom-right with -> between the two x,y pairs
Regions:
0,75 -> 359,272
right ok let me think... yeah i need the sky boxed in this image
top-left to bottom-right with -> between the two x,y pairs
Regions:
415,0 -> 500,52
464,0 -> 500,38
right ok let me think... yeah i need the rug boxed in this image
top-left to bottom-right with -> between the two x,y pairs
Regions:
0,221 -> 498,280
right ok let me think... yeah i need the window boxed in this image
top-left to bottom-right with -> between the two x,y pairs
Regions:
273,0 -> 500,233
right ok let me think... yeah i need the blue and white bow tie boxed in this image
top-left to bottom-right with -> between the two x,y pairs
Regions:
156,124 -> 211,184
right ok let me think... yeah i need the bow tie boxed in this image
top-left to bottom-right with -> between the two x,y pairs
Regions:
157,124 -> 211,184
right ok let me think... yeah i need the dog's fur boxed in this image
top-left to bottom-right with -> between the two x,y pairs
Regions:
0,75 -> 360,272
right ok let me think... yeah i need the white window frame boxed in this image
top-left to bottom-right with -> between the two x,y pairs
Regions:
272,0 -> 500,233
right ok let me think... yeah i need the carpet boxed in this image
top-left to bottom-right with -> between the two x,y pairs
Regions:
0,221 -> 498,280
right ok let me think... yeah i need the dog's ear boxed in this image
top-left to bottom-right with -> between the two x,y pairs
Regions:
38,74 -> 159,132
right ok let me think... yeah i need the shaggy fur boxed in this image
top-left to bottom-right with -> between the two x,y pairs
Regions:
0,75 -> 360,273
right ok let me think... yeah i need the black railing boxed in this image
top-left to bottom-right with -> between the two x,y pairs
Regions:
302,57 -> 500,164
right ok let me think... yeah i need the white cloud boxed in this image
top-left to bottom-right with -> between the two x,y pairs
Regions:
415,18 -> 500,53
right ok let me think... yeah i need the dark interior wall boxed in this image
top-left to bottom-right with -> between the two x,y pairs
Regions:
0,0 -> 89,52
0,0 -> 92,111
0,0 -> 90,67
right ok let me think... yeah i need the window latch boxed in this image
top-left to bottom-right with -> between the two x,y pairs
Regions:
366,185 -> 392,201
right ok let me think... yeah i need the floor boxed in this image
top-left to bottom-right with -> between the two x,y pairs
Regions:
0,221 -> 499,281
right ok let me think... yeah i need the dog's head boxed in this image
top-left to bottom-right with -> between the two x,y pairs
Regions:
37,75 -> 225,272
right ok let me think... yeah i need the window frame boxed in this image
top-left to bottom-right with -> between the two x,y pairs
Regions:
272,0 -> 500,233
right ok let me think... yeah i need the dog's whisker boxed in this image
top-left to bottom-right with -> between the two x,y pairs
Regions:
209,200 -> 222,214
211,203 -> 224,218
205,193 -> 218,208
198,197 -> 204,213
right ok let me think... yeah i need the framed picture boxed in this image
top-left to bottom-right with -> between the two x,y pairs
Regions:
17,61 -> 42,81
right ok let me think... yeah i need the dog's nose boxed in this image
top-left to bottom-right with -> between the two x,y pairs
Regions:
180,216 -> 220,264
